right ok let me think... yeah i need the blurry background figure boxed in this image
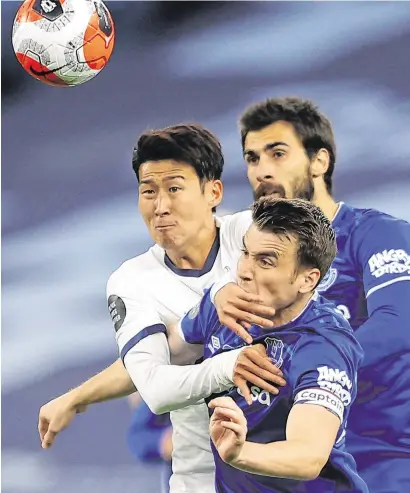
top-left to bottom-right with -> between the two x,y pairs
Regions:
126,394 -> 172,493
2,1 -> 410,492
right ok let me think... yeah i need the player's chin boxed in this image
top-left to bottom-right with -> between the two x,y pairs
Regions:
154,232 -> 178,249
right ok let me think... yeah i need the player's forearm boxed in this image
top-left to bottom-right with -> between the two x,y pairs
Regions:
230,440 -> 324,481
125,333 -> 239,414
70,359 -> 136,407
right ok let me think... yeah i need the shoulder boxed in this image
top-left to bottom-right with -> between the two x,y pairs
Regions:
107,246 -> 163,294
217,209 -> 252,227
217,210 -> 252,236
349,205 -> 409,238
299,295 -> 362,357
303,294 -> 351,330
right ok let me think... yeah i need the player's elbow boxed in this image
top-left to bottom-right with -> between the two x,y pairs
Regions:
145,399 -> 169,415
142,394 -> 175,415
296,454 -> 327,480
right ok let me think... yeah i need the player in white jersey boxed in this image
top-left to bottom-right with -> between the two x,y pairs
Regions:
108,213 -> 272,492
38,124 -> 284,493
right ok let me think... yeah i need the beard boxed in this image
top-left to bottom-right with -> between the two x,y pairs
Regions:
253,169 -> 315,202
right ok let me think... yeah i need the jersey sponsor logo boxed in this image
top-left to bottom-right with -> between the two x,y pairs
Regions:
237,385 -> 271,406
294,388 -> 344,421
368,249 -> 410,278
264,337 -> 284,368
108,295 -> 126,332
317,365 -> 352,406
317,268 -> 338,292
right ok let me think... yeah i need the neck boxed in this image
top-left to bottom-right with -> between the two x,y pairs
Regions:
272,292 -> 314,327
165,220 -> 218,270
311,182 -> 339,222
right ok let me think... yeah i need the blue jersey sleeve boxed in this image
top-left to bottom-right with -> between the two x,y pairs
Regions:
355,213 -> 410,298
352,213 -> 410,367
289,332 -> 361,423
178,287 -> 219,345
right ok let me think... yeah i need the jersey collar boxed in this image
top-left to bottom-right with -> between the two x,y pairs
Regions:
164,228 -> 221,278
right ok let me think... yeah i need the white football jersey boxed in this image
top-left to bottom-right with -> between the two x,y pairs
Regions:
106,211 -> 252,493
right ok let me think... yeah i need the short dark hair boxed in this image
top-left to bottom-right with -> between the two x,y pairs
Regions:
132,123 -> 224,183
240,97 -> 336,194
251,197 -> 336,286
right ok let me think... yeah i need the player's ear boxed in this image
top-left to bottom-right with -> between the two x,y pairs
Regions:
207,180 -> 223,210
298,268 -> 321,294
311,148 -> 330,179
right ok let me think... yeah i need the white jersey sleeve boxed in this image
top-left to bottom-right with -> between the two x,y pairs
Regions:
107,266 -> 166,361
220,209 -> 252,253
124,331 -> 244,414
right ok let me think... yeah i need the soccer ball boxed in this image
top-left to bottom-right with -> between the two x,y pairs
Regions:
12,0 -> 115,87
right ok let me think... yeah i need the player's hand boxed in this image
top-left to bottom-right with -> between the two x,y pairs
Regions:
233,344 -> 286,405
209,396 -> 247,464
214,283 -> 275,344
38,393 -> 87,449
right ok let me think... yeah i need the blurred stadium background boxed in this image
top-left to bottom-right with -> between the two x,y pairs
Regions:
2,1 -> 410,492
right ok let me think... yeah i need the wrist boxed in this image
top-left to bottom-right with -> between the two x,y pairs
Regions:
225,442 -> 246,467
68,387 -> 88,408
210,280 -> 236,305
216,347 -> 245,387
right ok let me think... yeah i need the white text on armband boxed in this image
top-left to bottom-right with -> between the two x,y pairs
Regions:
368,249 -> 410,278
294,388 -> 344,422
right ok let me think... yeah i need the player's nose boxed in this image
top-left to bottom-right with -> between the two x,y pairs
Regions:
238,263 -> 253,283
256,156 -> 275,183
154,191 -> 171,215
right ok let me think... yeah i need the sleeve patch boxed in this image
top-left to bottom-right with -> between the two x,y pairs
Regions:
108,295 -> 126,332
294,388 -> 344,422
368,249 -> 410,278
187,302 -> 201,319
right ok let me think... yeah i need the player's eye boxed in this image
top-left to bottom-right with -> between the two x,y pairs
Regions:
141,189 -> 155,195
272,150 -> 285,159
245,154 -> 258,165
258,258 -> 274,268
169,186 -> 181,193
241,249 -> 249,258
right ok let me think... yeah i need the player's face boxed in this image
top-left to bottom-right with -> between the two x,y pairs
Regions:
237,225 -> 315,312
244,121 -> 314,201
138,160 -> 222,250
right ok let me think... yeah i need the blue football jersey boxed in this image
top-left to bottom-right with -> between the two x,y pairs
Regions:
317,203 -> 410,491
180,289 -> 367,493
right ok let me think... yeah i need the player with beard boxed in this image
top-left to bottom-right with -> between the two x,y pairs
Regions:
38,97 -> 410,493
213,97 -> 410,493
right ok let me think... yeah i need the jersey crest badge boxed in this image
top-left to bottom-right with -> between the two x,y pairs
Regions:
264,337 -> 284,368
317,268 -> 338,292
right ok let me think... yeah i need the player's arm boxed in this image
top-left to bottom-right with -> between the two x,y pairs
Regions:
210,331 -> 361,480
353,215 -> 410,367
38,359 -> 136,448
125,290 -> 285,414
210,397 -> 339,480
38,267 -> 163,450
